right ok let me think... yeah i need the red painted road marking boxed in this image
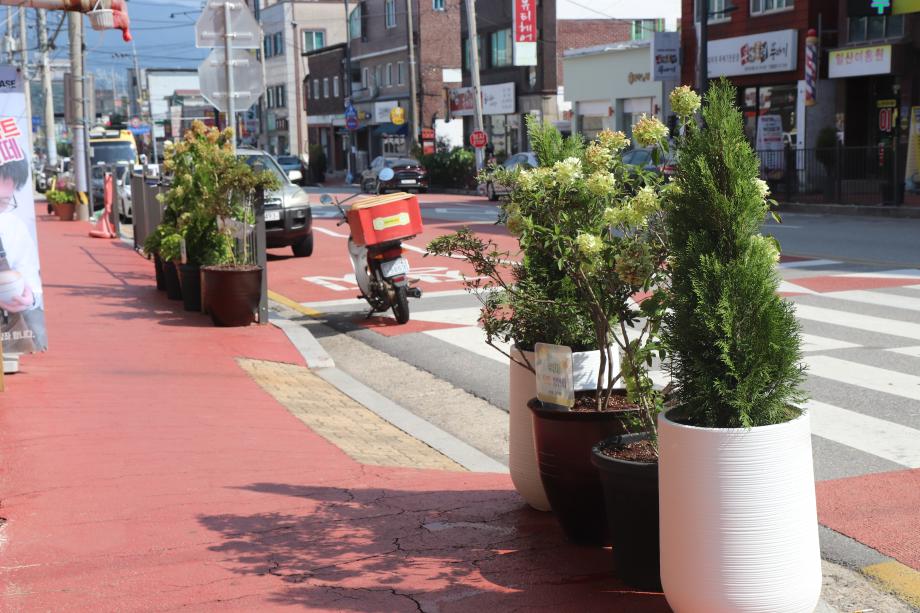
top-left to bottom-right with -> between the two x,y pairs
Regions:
791,275 -> 920,293
356,316 -> 468,337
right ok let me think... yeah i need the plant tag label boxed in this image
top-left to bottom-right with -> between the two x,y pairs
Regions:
179,237 -> 187,264
535,342 -> 574,408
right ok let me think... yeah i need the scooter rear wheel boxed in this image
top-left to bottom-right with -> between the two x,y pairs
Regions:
392,286 -> 410,324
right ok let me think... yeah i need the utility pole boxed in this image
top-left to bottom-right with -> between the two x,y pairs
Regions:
3,7 -> 12,65
697,0 -> 709,99
224,0 -> 236,154
343,0 -> 353,183
405,0 -> 419,148
18,7 -> 32,141
69,12 -> 89,220
37,9 -> 56,166
292,19 -> 301,157
464,0 -> 484,170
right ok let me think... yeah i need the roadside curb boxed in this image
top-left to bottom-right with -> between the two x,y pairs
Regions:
268,291 -> 508,474
777,202 -> 920,219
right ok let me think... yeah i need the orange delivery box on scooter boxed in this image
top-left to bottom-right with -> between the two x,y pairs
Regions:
346,192 -> 424,247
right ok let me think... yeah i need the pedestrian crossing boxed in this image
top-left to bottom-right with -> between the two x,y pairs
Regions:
304,265 -> 920,478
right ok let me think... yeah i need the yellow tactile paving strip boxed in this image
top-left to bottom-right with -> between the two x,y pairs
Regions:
238,358 -> 464,471
864,561 -> 920,608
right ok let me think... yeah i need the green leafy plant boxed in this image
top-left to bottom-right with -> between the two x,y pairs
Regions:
46,187 -> 75,206
663,79 -> 806,429
430,114 -> 672,437
417,146 -> 476,189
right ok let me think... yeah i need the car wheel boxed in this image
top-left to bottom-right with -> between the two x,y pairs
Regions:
291,232 -> 314,257
486,182 -> 498,201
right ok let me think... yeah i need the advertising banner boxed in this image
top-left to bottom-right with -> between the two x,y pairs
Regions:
905,107 -> 920,194
828,45 -> 891,78
0,66 -> 48,354
756,114 -> 784,173
449,82 -> 516,117
651,32 -> 680,81
513,0 -> 537,66
708,29 -> 798,77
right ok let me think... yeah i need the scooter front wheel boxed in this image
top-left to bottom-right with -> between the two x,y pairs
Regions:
392,286 -> 410,324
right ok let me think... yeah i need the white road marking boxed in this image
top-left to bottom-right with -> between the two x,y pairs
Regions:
805,355 -> 920,402
313,226 -> 349,239
800,334 -> 860,353
780,280 -> 817,294
779,259 -> 840,269
411,307 -> 483,326
839,269 -> 920,279
807,400 -> 920,468
795,304 -> 920,342
888,346 -> 920,359
821,289 -> 920,313
424,327 -> 510,363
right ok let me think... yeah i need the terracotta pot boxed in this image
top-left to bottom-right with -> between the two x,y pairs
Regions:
592,432 -> 661,591
529,396 -> 632,546
153,255 -> 166,291
54,201 -> 75,221
201,265 -> 261,327
163,260 -> 182,301
178,263 -> 202,312
509,345 -> 616,512
658,410 -> 821,612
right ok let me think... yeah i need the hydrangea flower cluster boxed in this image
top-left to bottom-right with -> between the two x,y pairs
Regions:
632,114 -> 669,148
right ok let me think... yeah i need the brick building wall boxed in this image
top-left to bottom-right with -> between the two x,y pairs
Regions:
304,44 -> 346,116
417,0 -> 462,131
556,19 -> 632,82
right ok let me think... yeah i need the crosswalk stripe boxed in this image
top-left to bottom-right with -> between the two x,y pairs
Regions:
807,400 -> 920,468
889,346 -> 920,359
780,280 -> 817,294
819,289 -> 920,313
779,258 -> 840,269
800,333 -> 860,353
840,269 -> 920,279
412,307 -> 482,327
795,304 -> 920,342
424,327 -> 510,363
805,355 -> 920,403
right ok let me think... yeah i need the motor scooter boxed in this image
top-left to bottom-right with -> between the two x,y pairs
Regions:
321,169 -> 422,324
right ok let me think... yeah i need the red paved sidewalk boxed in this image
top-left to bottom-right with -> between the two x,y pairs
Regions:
0,208 -> 669,611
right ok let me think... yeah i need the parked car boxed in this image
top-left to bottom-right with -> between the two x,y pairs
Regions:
486,152 -> 538,200
621,146 -> 677,178
276,155 -> 306,185
360,156 -> 429,194
239,149 -> 314,257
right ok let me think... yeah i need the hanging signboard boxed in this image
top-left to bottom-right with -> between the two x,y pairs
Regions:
828,45 -> 891,78
374,100 -> 399,124
513,0 -> 537,66
708,29 -> 798,77
0,66 -> 48,355
449,82 -> 516,117
651,32 -> 680,81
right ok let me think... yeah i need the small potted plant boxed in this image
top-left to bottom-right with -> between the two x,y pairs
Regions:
46,187 -> 77,221
658,80 -> 820,612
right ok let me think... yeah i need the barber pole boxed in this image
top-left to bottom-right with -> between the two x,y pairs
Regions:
805,28 -> 818,107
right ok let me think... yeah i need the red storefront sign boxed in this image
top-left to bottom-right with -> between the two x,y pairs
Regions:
514,0 -> 536,43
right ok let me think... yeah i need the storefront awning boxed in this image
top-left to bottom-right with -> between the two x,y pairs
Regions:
372,123 -> 408,136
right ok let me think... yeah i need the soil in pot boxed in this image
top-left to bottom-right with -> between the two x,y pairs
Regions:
201,265 -> 261,327
54,202 -> 75,221
178,263 -> 202,312
163,260 -> 183,301
153,255 -> 166,291
593,433 -> 661,591
529,393 -> 637,546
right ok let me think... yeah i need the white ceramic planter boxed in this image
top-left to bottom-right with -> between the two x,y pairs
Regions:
658,410 -> 822,613
508,345 -> 618,511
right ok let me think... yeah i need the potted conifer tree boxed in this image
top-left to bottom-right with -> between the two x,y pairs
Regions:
658,80 -> 821,612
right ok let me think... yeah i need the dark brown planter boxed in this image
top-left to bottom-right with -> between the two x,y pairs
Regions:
153,255 -> 166,291
178,263 -> 202,312
54,202 -> 75,221
163,260 -> 183,301
592,433 -> 661,591
528,397 -> 633,546
201,265 -> 261,327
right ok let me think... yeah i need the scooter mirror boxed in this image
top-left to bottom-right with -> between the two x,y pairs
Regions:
319,194 -> 334,205
378,167 -> 395,182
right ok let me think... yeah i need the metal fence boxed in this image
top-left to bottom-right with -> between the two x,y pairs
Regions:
756,144 -> 906,206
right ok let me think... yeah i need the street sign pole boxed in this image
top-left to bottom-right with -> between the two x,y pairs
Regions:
223,0 -> 236,154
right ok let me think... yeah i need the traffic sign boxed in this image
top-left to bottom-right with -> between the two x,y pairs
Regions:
470,130 -> 488,148
195,0 -> 261,49
130,116 -> 141,128
346,116 -> 359,131
198,48 -> 265,113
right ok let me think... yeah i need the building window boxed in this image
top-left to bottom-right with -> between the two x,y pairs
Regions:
349,4 -> 363,39
694,0 -> 729,22
433,0 -> 445,9
313,79 -> 320,100
264,36 -> 272,58
463,35 -> 485,70
386,63 -> 393,87
333,76 -> 340,97
278,85 -> 286,108
266,87 -> 275,108
848,15 -> 904,42
273,31 -> 284,56
304,80 -> 310,101
490,29 -> 512,67
302,30 -> 325,52
750,0 -> 792,15
362,67 -> 369,89
631,19 -> 664,41
323,78 -> 329,98
397,61 -> 405,85
385,0 -> 397,29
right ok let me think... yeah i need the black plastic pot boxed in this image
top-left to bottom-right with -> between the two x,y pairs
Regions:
163,260 -> 183,301
592,433 -> 661,591
153,254 -> 166,291
178,263 -> 202,312
201,265 -> 261,327
528,396 -> 633,546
